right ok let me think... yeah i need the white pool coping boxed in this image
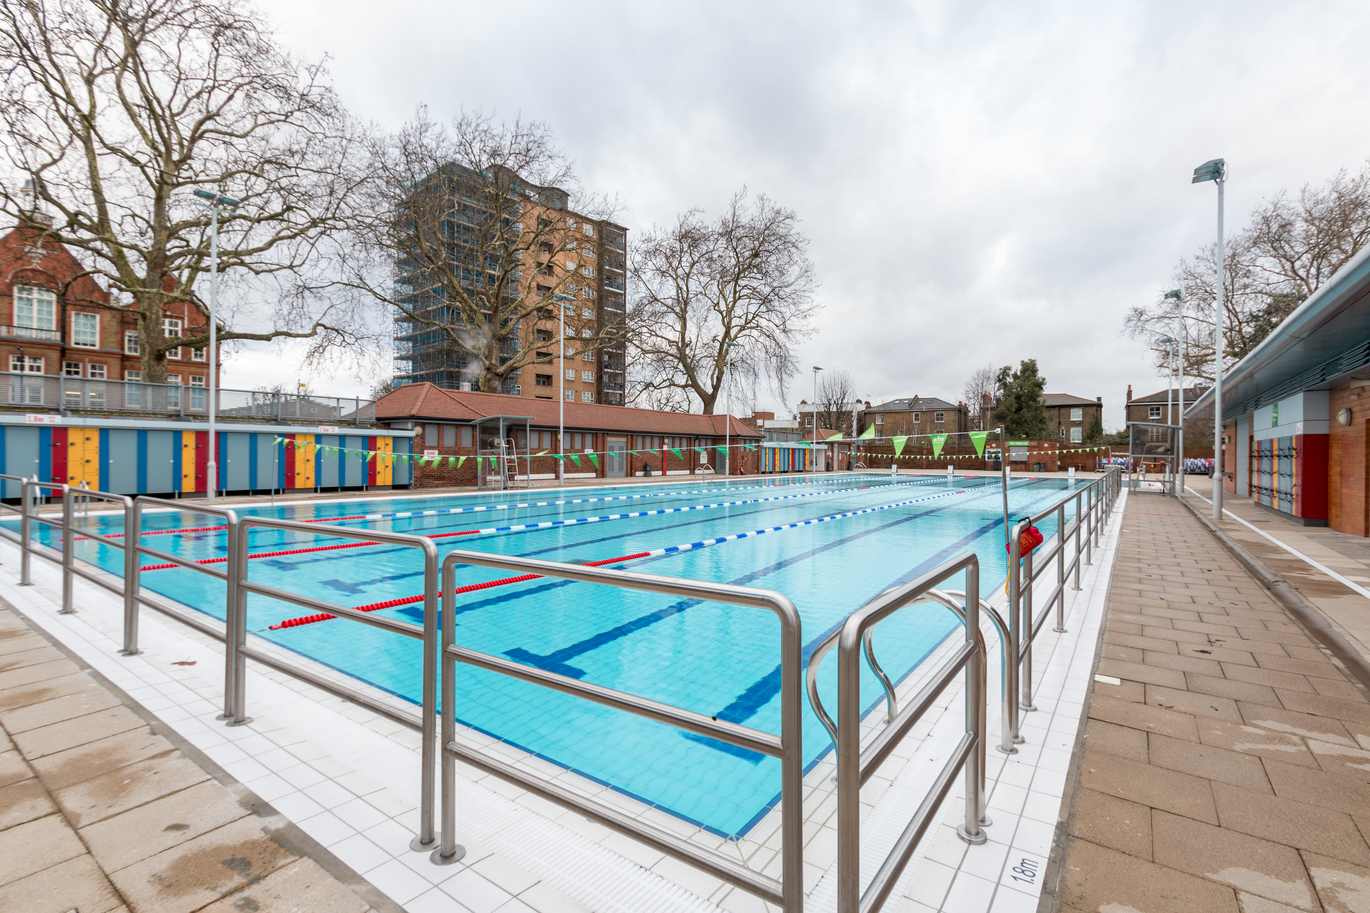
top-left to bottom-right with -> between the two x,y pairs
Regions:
0,484 -> 1125,913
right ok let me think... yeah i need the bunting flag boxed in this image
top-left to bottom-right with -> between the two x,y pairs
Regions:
859,425 -> 876,439
931,434 -> 947,458
670,448 -> 683,459
743,444 -> 757,450
893,436 -> 908,456
969,431 -> 989,456
551,453 -> 566,461
826,432 -> 844,440
587,453 -> 599,468
716,446 -> 729,454
569,454 -> 581,467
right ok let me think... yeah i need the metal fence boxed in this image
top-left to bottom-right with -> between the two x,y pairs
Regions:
0,371 -> 377,424
0,466 -> 1124,913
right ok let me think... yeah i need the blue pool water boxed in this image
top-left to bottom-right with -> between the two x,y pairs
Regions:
34,472 -> 1084,836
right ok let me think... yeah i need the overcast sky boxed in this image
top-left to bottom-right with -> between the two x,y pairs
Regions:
225,0 -> 1370,429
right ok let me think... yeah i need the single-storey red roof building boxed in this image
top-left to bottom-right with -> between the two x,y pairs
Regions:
375,382 -> 764,487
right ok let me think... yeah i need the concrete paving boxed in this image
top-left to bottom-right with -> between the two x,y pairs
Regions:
1180,486 -> 1370,668
1049,492 -> 1370,913
0,600 -> 385,913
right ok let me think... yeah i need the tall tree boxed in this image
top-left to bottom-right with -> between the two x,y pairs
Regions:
814,368 -> 858,435
627,190 -> 819,413
0,0 -> 372,382
1126,161 -> 1370,380
963,363 -> 996,432
992,359 -> 1050,439
337,111 -> 618,393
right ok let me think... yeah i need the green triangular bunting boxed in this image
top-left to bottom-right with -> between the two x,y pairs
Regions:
969,431 -> 989,456
931,434 -> 947,458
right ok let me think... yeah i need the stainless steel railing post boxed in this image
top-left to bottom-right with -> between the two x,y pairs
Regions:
1006,521 -> 1022,744
1072,492 -> 1083,592
434,559 -> 465,864
414,540 -> 439,853
226,513 -> 248,725
19,479 -> 32,586
1020,549 -> 1037,712
1053,503 -> 1066,633
962,561 -> 985,842
121,496 -> 141,655
59,486 -> 75,614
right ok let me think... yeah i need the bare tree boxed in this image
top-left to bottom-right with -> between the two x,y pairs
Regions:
963,364 -> 996,431
627,190 -> 819,413
332,111 -> 619,393
1127,161 -> 1370,380
814,368 -> 858,435
0,0 -> 373,382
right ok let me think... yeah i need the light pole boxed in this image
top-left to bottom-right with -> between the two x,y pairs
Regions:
811,366 -> 822,474
724,341 -> 738,476
1159,335 -> 1176,490
1193,158 -> 1226,519
1166,288 -> 1185,498
192,189 -> 240,502
558,296 -> 566,485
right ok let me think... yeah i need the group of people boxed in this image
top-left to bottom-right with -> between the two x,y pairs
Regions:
1095,456 -> 1216,476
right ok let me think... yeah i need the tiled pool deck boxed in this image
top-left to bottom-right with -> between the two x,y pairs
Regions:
0,479 -> 1139,912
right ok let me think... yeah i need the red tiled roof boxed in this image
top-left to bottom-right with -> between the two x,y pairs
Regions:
376,383 -> 763,438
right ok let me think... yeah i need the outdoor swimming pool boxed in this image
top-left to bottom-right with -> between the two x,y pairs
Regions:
33,472 -> 1085,837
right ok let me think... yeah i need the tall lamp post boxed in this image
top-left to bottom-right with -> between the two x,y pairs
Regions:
1159,335 -> 1176,490
558,296 -> 565,485
192,189 -> 239,502
1166,288 -> 1185,499
811,366 -> 822,474
1192,158 -> 1226,520
723,341 -> 738,476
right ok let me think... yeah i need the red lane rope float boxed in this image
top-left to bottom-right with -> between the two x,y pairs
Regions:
267,551 -> 652,630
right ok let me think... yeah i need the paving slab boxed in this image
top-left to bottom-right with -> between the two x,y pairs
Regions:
0,600 -> 382,913
1048,494 -> 1370,912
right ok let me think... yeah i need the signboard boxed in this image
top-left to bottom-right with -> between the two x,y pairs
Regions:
423,449 -> 439,458
24,414 -> 61,425
317,425 -> 339,434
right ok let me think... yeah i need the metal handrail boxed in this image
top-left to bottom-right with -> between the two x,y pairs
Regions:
832,554 -> 987,913
20,479 -> 72,611
436,548 -> 804,911
232,515 -> 442,853
130,497 -> 241,717
1008,468 -> 1122,729
62,488 -> 136,637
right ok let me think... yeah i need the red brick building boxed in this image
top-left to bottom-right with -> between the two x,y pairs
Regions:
376,382 -> 764,487
0,223 -> 217,401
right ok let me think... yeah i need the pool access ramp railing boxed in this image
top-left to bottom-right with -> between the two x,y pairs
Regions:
0,467 -> 1123,913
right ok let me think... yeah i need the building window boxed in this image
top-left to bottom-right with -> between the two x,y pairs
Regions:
873,414 -> 884,425
581,328 -> 592,338
582,370 -> 594,382
581,351 -> 594,362
124,370 -> 141,381
443,425 -> 457,447
934,411 -> 945,423
582,288 -> 595,300
565,389 -> 574,401
124,331 -> 140,355
1070,407 -> 1083,422
565,368 -> 575,381
565,260 -> 576,272
88,364 -> 106,380
1070,426 -> 1083,443
563,302 -> 575,315
583,223 -> 595,237
14,286 -> 56,330
535,373 -> 552,387
191,347 -> 206,362
63,361 -> 82,377
582,391 -> 593,403
71,312 -> 99,347
1148,405 -> 1162,420
1060,427 -> 1067,439
188,374 -> 205,409
581,307 -> 593,319
163,318 -> 182,359
425,423 -> 439,445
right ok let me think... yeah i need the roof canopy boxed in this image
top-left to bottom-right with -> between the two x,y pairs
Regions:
1189,245 -> 1370,419
376,382 -> 763,438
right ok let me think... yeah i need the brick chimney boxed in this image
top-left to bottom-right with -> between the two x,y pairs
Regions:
1126,385 -> 1132,402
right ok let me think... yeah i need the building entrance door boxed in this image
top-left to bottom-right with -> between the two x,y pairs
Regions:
606,437 -> 628,478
